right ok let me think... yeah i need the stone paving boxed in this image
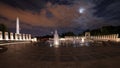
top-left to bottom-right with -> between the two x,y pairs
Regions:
0,42 -> 120,68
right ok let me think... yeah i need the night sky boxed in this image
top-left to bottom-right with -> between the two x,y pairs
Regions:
0,0 -> 120,36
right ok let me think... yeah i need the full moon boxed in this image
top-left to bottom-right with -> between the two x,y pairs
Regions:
79,8 -> 85,13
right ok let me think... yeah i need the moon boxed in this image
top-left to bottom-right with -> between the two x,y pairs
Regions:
79,8 -> 85,13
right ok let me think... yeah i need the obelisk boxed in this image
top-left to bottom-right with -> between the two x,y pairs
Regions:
16,17 -> 20,34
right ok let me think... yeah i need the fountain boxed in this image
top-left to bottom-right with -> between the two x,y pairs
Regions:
53,30 -> 59,47
47,31 -> 91,47
81,37 -> 85,43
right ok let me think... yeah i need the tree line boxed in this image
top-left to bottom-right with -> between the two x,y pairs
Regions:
37,25 -> 120,38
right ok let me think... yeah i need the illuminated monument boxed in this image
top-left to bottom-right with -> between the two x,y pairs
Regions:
53,30 -> 59,47
16,17 -> 20,34
0,17 -> 37,42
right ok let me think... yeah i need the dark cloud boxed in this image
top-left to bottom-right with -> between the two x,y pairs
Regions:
93,0 -> 120,20
0,0 -> 120,36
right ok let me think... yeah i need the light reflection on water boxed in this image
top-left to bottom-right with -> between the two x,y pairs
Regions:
48,42 -> 91,48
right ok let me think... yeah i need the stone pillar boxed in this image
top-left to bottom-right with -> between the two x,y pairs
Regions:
0,31 -> 3,40
5,32 -> 9,40
110,35 -> 112,40
101,35 -> 103,39
99,36 -> 101,40
15,33 -> 18,40
105,35 -> 107,39
10,32 -> 14,40
97,36 -> 99,39
95,36 -> 96,39
103,35 -> 105,39
111,34 -> 113,39
106,35 -> 108,39
116,34 -> 119,38
107,35 -> 109,39
98,36 -> 100,40
113,34 -> 116,39
19,34 -> 22,40
22,34 -> 25,41
94,36 -> 96,39
96,36 -> 97,39
107,35 -> 109,40
103,35 -> 104,39
105,35 -> 107,40
26,34 -> 29,40
110,35 -> 112,39
29,34 -> 32,41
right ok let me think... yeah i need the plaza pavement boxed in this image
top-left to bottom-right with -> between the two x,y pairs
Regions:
0,42 -> 120,68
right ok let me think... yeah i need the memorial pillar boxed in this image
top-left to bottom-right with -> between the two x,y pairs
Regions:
5,32 -> 9,40
15,33 -> 18,40
10,32 -> 14,40
23,34 -> 25,41
29,34 -> 32,41
19,34 -> 22,40
26,34 -> 29,40
0,31 -> 3,40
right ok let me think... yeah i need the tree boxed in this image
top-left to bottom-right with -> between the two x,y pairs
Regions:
61,32 -> 76,37
0,24 -> 7,32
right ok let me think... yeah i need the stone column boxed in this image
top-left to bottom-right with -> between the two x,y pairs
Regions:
111,35 -> 113,39
15,33 -> 18,40
103,35 -> 105,40
25,34 -> 28,40
98,36 -> 100,40
105,35 -> 107,40
110,35 -> 112,39
116,34 -> 119,38
10,32 -> 14,40
105,35 -> 107,39
19,34 -> 22,40
96,36 -> 98,40
103,35 -> 105,39
99,36 -> 101,40
95,36 -> 98,39
101,35 -> 102,39
107,35 -> 109,40
113,34 -> 115,39
5,32 -> 9,40
0,31 -> 3,40
29,34 -> 32,41
22,34 -> 25,41
107,35 -> 109,39
109,35 -> 111,40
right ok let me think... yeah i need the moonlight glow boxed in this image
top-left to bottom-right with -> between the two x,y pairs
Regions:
79,8 -> 85,13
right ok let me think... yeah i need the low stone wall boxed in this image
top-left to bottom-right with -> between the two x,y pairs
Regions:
65,34 -> 120,42
91,34 -> 119,42
0,31 -> 32,41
